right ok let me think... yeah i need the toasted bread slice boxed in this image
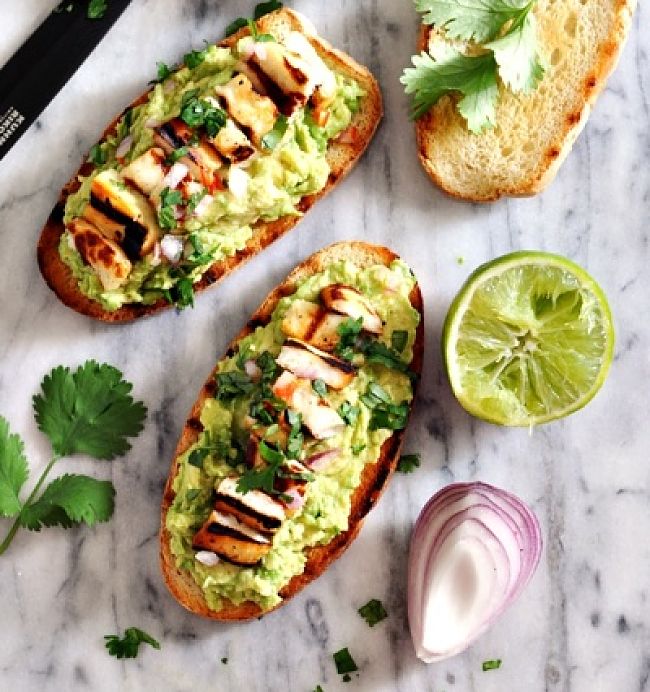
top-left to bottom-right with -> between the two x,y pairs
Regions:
37,9 -> 382,322
160,241 -> 424,620
415,0 -> 636,201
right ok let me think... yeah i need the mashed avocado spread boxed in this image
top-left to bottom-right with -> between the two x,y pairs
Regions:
60,41 -> 364,311
166,259 -> 419,611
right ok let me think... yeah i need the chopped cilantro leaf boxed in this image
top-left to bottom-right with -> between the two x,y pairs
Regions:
338,401 -> 360,426
333,648 -> 358,675
186,189 -> 207,214
224,17 -> 248,37
482,658 -> 502,671
360,383 -> 409,431
262,115 -> 289,149
88,143 -> 107,165
104,627 -> 160,659
391,330 -> 408,353
237,441 -> 283,495
155,61 -> 172,83
158,186 -> 182,230
351,443 -> 365,456
215,371 -> 255,401
179,89 -> 226,136
165,146 -> 189,165
358,598 -> 388,626
188,448 -> 209,469
256,351 -> 278,383
312,379 -> 327,398
183,47 -> 207,69
254,0 -> 282,19
185,488 -> 201,502
397,453 -> 421,474
334,317 -> 363,361
312,686 -> 324,692
87,0 -> 107,20
286,410 -> 303,460
175,277 -> 195,309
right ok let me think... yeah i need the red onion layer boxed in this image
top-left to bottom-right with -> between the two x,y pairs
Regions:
408,482 -> 542,663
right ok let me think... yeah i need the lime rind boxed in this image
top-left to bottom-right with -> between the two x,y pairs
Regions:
443,251 -> 615,426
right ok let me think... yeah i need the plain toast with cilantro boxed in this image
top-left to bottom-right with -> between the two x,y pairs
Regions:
159,242 -> 424,620
411,0 -> 635,201
37,9 -> 382,321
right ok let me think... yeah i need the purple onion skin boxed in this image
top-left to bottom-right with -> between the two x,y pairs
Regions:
408,481 -> 543,663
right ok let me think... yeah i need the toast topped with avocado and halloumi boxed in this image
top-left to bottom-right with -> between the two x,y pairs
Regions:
38,8 -> 382,321
407,0 -> 635,201
160,242 -> 424,620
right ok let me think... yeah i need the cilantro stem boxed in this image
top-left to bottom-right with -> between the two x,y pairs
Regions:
0,456 -> 60,555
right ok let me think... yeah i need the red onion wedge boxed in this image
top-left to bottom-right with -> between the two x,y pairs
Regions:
408,482 -> 542,663
305,448 -> 340,472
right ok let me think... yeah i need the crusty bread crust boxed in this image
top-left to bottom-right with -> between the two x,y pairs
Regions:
159,241 -> 424,620
415,0 -> 636,202
37,9 -> 382,321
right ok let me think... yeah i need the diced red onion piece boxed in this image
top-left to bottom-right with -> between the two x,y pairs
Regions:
244,359 -> 262,382
283,487 -> 306,511
160,234 -> 184,263
305,448 -> 340,471
193,194 -> 214,218
408,482 -> 542,664
145,117 -> 162,129
195,551 -> 220,567
163,162 -> 189,190
116,134 -> 133,159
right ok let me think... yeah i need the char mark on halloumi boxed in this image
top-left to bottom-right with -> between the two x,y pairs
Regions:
214,477 -> 285,535
82,170 -> 159,259
276,338 -> 356,390
281,299 -> 346,352
68,218 -> 132,291
192,509 -> 271,567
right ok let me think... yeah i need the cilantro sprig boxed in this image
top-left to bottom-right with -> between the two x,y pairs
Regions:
401,0 -> 545,132
104,627 -> 160,659
0,362 -> 146,556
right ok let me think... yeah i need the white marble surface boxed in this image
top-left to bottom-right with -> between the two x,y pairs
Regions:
1,1 -> 649,690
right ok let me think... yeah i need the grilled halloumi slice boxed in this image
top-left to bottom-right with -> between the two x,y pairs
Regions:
192,509 -> 271,566
272,371 -> 345,440
121,147 -> 167,197
215,74 -> 277,147
83,169 -> 160,259
283,31 -> 337,125
281,299 -> 346,352
239,40 -> 315,116
276,339 -> 356,390
68,218 -> 132,291
214,477 -> 285,536
320,284 -> 383,334
204,105 -> 256,164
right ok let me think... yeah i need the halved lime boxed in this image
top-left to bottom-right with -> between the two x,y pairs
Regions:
442,251 -> 614,426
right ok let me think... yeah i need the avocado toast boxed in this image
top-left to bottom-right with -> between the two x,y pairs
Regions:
160,242 -> 424,620
38,9 -> 382,321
